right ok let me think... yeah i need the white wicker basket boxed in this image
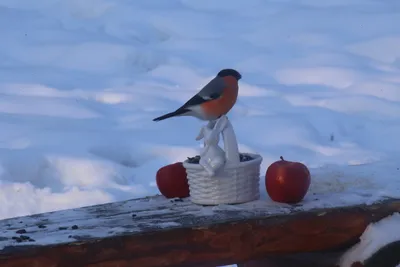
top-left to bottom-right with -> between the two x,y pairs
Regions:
183,115 -> 263,205
183,153 -> 263,205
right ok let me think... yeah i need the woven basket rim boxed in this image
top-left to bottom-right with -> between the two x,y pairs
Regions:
182,152 -> 262,170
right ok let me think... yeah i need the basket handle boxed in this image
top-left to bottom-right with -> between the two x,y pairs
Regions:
219,116 -> 240,165
196,116 -> 240,176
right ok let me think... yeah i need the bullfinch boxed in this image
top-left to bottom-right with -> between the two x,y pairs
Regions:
152,68 -> 242,122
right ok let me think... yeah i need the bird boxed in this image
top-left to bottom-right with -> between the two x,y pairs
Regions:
152,68 -> 242,122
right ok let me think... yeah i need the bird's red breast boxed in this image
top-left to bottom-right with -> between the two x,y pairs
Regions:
201,75 -> 239,118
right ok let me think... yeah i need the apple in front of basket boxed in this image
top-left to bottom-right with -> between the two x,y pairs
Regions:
156,162 -> 190,198
265,156 -> 311,204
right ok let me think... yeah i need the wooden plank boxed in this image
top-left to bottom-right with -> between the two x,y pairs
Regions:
238,251 -> 343,267
0,194 -> 399,267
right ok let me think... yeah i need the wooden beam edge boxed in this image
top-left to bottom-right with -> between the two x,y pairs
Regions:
1,198 -> 399,267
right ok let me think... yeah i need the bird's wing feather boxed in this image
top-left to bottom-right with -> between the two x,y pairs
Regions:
180,77 -> 226,108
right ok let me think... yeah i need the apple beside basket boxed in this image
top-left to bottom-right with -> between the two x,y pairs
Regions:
156,156 -> 311,205
265,156 -> 311,204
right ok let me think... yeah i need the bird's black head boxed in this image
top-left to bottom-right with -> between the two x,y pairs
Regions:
217,69 -> 242,80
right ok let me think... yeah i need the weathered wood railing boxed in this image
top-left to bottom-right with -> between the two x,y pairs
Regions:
0,194 -> 399,267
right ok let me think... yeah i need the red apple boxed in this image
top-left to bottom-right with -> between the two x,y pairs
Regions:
265,156 -> 311,204
156,162 -> 190,198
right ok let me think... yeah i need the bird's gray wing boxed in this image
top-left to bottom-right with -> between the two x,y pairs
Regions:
180,77 -> 226,108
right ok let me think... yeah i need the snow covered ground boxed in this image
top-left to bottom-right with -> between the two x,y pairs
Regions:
0,0 -> 399,220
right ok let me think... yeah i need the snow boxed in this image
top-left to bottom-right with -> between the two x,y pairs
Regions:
0,0 -> 399,226
339,212 -> 400,267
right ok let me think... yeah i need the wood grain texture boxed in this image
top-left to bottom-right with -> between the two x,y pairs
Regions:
0,196 -> 399,267
238,251 -> 343,267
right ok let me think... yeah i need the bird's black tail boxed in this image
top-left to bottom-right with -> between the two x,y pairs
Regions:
152,108 -> 189,121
